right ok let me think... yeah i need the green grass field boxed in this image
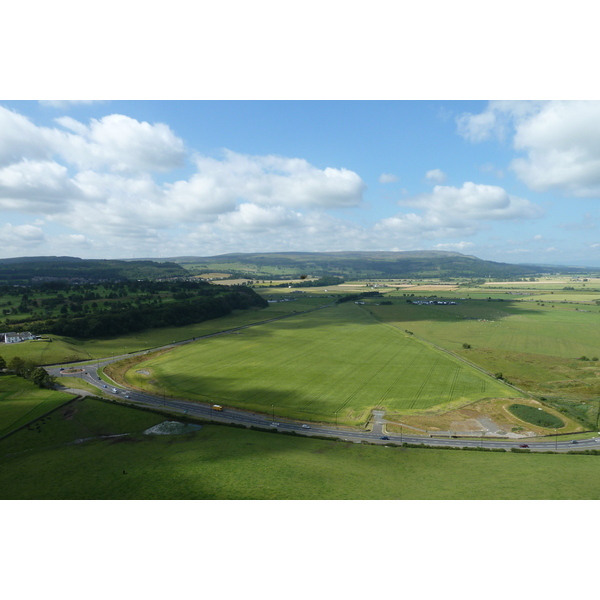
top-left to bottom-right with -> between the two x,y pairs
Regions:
122,303 -> 519,424
1,397 -> 599,500
368,300 -> 600,359
0,303 -> 309,365
0,375 -> 75,438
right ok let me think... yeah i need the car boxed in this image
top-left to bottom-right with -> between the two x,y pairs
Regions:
519,444 -> 529,448
98,376 -> 101,380
124,394 -> 130,398
59,368 -> 64,371
380,436 -> 390,440
270,423 -> 280,427
570,440 -> 578,444
102,385 -> 107,388
302,424 -> 310,429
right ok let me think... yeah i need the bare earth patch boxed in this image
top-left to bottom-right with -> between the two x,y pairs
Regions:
385,396 -> 583,437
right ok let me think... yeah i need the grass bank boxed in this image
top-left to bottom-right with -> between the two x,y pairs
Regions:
1,397 -> 599,499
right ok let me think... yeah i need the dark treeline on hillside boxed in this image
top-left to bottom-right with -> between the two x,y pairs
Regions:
31,286 -> 267,338
0,257 -> 186,284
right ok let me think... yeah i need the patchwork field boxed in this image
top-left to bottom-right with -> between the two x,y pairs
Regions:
2,397 -> 600,500
121,303 -> 520,425
0,375 -> 75,438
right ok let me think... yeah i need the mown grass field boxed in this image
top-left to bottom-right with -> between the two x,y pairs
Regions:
0,375 -> 75,438
122,303 -> 519,425
1,397 -> 600,500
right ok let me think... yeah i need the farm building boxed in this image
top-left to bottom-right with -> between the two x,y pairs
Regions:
1,332 -> 36,344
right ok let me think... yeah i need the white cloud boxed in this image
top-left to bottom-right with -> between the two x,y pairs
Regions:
425,169 -> 447,183
0,160 -> 82,213
375,182 -> 542,240
534,234 -> 543,240
189,150 -> 366,209
458,101 -> 600,197
53,114 -> 186,172
217,203 -> 303,232
379,173 -> 398,183
0,107 -> 186,175
0,223 -> 45,248
434,241 -> 475,251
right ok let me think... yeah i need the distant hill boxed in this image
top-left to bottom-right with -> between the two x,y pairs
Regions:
0,257 -> 187,284
155,251 -> 590,280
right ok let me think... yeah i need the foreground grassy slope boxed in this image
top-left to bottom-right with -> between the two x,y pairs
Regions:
1,398 -> 599,500
0,376 -> 75,438
123,303 -> 520,424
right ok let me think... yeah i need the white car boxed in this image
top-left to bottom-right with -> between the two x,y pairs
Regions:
302,424 -> 310,429
270,423 -> 280,427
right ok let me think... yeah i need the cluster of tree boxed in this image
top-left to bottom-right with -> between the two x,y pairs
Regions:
272,276 -> 345,288
31,286 -> 268,338
0,257 -> 186,284
0,355 -> 53,388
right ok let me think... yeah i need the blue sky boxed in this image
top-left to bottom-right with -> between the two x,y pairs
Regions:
2,99 -> 600,266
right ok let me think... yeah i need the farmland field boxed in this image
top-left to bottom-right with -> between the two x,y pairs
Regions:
0,300 -> 318,365
367,300 -> 600,359
121,302 -> 520,425
1,397 -> 600,500
0,375 -> 75,438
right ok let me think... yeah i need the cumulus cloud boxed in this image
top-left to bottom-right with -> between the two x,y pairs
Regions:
457,101 -> 600,197
0,104 -> 367,251
53,114 -> 186,172
217,203 -> 303,232
188,150 -> 366,209
379,173 -> 398,183
375,182 -> 542,239
0,107 -> 185,174
0,160 -> 82,213
0,223 -> 45,248
425,169 -> 447,184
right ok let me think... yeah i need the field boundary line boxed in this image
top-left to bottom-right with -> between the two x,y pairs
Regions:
0,394 -> 81,442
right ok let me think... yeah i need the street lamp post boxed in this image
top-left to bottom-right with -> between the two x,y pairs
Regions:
335,412 -> 337,428
272,404 -> 274,421
555,429 -> 558,450
400,425 -> 403,444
